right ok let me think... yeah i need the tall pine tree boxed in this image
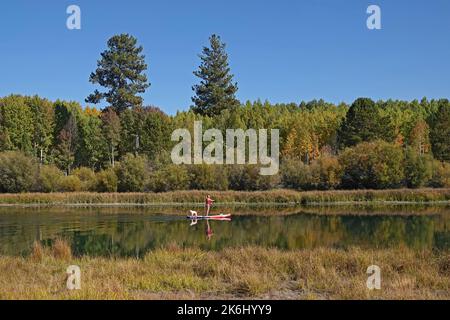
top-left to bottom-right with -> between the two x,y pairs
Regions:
191,34 -> 239,117
86,34 -> 150,114
337,98 -> 391,148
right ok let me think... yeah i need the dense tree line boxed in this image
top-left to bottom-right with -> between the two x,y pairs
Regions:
0,95 -> 449,193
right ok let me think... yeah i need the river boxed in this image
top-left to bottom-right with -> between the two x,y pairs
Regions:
0,205 -> 448,256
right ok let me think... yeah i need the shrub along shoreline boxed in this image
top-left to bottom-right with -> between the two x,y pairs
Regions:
0,188 -> 449,206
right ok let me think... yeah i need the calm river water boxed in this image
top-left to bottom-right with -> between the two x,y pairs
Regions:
0,206 -> 449,256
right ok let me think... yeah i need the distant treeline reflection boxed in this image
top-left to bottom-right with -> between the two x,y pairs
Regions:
0,207 -> 448,256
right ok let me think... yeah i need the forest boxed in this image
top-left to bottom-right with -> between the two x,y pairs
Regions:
0,95 -> 449,193
0,34 -> 449,193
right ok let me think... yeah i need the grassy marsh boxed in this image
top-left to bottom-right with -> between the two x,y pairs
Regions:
0,241 -> 448,300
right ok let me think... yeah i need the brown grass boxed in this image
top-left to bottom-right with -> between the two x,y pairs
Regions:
0,188 -> 449,206
51,239 -> 72,261
0,246 -> 448,300
31,239 -> 72,261
30,241 -> 45,262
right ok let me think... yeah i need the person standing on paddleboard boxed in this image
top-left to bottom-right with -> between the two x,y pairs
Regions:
205,195 -> 214,216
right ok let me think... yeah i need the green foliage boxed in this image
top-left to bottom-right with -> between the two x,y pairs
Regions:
280,159 -> 313,190
281,156 -> 343,191
101,108 -> 121,167
59,175 -> 82,192
115,106 -> 173,159
148,164 -> 190,192
72,167 -> 97,192
53,100 -> 82,138
77,111 -> 106,170
96,168 -> 118,193
86,34 -> 150,113
191,34 -> 239,116
140,107 -> 173,160
0,92 -> 449,193
429,161 -> 450,188
52,114 -> 78,174
408,118 -> 431,154
27,96 -> 55,163
117,108 -> 139,156
188,164 -> 229,191
0,152 -> 38,193
430,101 -> 450,161
310,156 -> 343,190
339,141 -> 405,189
338,98 -> 394,148
228,165 -> 279,191
38,165 -> 64,192
404,147 -> 433,188
116,154 -> 148,192
0,95 -> 34,153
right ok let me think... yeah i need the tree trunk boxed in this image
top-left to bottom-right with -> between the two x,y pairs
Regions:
135,134 -> 140,156
111,144 -> 115,167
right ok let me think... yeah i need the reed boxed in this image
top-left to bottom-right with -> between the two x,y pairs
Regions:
51,238 -> 72,261
0,246 -> 448,300
0,188 -> 449,206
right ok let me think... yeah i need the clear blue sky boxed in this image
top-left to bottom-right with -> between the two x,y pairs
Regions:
1,0 -> 450,114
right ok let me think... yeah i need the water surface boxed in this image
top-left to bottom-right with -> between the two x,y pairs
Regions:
0,206 -> 448,256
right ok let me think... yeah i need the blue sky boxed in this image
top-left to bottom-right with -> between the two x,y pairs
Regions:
1,0 -> 450,114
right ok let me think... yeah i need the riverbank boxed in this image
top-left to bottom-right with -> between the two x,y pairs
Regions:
0,188 -> 449,206
0,245 -> 448,300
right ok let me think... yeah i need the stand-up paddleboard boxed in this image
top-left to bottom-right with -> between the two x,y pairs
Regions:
187,213 -> 232,221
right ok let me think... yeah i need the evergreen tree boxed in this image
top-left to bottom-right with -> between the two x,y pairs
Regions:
191,34 -> 239,117
86,34 -> 150,114
430,101 -> 450,161
337,98 -> 390,148
53,100 -> 82,138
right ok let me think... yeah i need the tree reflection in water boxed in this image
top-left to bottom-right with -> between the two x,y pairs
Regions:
0,206 -> 448,257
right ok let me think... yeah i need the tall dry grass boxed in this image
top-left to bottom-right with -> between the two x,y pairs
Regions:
31,239 -> 72,261
30,241 -> 45,262
0,188 -> 449,206
0,246 -> 448,300
52,238 -> 72,261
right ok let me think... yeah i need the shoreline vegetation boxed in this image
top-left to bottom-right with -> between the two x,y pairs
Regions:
0,241 -> 448,300
0,188 -> 449,207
